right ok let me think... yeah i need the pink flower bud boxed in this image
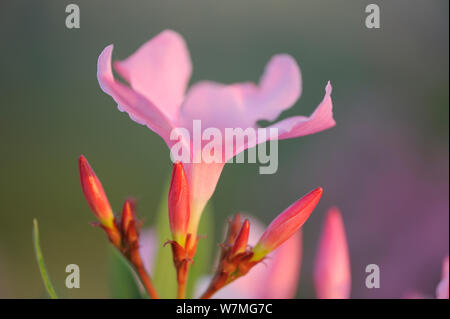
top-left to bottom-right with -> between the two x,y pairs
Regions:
252,187 -> 323,260
314,207 -> 351,299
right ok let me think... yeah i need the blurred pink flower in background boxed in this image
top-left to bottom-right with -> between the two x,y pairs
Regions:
139,229 -> 157,275
314,207 -> 351,299
97,29 -> 335,239
196,217 -> 302,299
404,256 -> 449,299
436,256 -> 449,299
299,105 -> 450,298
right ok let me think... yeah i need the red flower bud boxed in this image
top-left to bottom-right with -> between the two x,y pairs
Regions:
252,187 -> 323,260
78,155 -> 115,229
168,162 -> 190,245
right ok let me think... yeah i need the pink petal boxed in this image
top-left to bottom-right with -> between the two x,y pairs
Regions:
179,54 -> 301,130
436,256 -> 449,299
184,162 -> 226,235
179,63 -> 333,163
97,45 -> 174,144
178,82 -> 259,162
179,81 -> 254,131
114,30 -> 192,120
245,54 -> 302,122
314,207 -> 351,299
268,81 -> 335,140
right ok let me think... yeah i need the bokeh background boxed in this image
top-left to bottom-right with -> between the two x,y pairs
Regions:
0,0 -> 448,298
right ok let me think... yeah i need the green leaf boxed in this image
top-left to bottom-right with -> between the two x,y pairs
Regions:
108,246 -> 144,299
32,219 -> 58,299
152,178 -> 214,298
152,181 -> 177,298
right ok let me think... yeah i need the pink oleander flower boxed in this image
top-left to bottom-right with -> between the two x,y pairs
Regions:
252,187 -> 323,260
196,217 -> 302,299
97,30 -> 335,239
314,207 -> 351,299
436,256 -> 449,299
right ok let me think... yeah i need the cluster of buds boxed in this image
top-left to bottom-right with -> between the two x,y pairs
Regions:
78,156 -> 326,299
78,155 -> 158,298
200,187 -> 323,298
200,214 -> 254,299
166,162 -> 198,298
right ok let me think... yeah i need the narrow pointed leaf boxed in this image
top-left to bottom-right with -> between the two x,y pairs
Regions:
153,180 -> 178,298
32,219 -> 58,299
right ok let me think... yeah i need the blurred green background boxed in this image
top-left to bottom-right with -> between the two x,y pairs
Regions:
0,0 -> 448,298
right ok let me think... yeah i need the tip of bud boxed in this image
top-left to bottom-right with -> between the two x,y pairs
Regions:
231,219 -> 250,256
78,155 -> 89,173
226,213 -> 242,245
314,187 -> 323,195
121,198 -> 136,235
